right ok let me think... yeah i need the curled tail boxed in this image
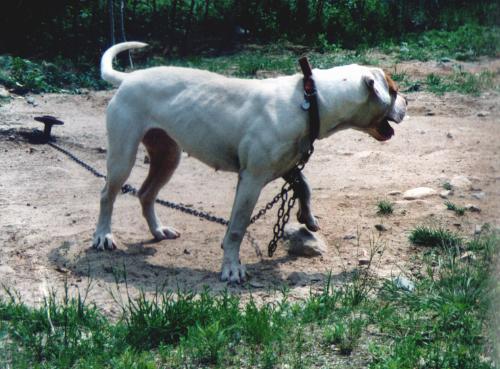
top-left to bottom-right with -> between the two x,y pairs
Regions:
100,42 -> 148,86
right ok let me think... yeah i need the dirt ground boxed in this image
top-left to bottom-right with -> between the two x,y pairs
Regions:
0,59 -> 499,316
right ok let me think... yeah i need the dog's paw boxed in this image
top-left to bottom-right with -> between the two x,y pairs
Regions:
297,210 -> 320,232
152,226 -> 180,240
92,233 -> 117,251
220,261 -> 247,284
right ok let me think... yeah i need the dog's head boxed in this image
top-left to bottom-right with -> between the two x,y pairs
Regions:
318,66 -> 407,141
361,69 -> 407,141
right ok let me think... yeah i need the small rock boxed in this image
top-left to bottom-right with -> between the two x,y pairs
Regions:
103,266 -> 113,273
474,224 -> 483,235
29,147 -> 36,154
374,224 -> 388,232
95,147 -> 107,153
8,135 -> 16,141
439,190 -> 452,199
286,272 -> 303,286
343,234 -> 356,240
450,175 -> 472,190
471,191 -> 485,200
358,258 -> 370,266
465,204 -> 481,213
477,111 -> 489,117
459,251 -> 476,262
387,190 -> 401,196
403,187 -> 436,200
283,224 -> 327,257
425,111 -> 435,116
0,86 -> 10,98
144,155 -> 150,164
183,248 -> 191,255
26,96 -> 38,106
249,281 -> 264,288
393,276 -> 415,292
55,266 -> 69,274
446,132 -> 453,139
0,265 -> 15,274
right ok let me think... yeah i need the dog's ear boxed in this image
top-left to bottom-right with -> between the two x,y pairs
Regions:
363,75 -> 380,97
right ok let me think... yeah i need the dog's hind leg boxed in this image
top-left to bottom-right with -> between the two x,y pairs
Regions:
139,128 -> 181,240
284,171 -> 320,232
93,128 -> 140,250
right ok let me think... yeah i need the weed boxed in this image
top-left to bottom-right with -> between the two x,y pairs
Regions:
426,71 -> 498,95
377,200 -> 394,215
183,321 -> 229,365
445,201 -> 466,216
409,226 -> 463,248
443,182 -> 453,190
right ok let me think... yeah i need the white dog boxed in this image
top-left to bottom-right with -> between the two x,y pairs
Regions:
93,42 -> 406,283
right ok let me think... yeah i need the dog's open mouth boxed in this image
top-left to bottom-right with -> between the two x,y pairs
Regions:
369,119 -> 394,141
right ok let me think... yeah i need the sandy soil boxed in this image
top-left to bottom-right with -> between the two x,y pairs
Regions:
0,60 -> 499,316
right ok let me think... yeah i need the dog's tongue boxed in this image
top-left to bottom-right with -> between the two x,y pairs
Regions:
377,120 -> 394,140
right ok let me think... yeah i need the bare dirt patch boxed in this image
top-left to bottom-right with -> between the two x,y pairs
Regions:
0,63 -> 499,315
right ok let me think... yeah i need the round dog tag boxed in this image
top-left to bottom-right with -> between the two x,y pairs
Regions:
301,100 -> 310,111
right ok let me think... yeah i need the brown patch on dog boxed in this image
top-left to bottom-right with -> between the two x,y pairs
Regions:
385,73 -> 398,96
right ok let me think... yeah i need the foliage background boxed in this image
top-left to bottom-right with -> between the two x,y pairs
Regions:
1,0 -> 499,62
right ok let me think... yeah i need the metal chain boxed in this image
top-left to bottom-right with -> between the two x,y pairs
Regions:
48,140 -> 313,257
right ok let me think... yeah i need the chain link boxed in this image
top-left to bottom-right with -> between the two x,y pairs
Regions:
48,140 -> 314,257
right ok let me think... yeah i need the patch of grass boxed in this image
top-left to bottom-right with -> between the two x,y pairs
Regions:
443,182 -> 453,191
371,231 -> 498,369
377,200 -> 394,215
0,55 -> 108,94
445,201 -> 466,216
383,24 -> 500,62
426,71 -> 498,95
1,231 -> 497,368
409,225 -> 463,248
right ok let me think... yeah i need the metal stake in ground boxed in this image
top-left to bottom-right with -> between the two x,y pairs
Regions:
34,115 -> 64,142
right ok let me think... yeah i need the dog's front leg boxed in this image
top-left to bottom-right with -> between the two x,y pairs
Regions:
220,170 -> 264,284
284,170 -> 320,232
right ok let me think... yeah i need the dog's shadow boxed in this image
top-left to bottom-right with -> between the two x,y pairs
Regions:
48,236 -> 343,294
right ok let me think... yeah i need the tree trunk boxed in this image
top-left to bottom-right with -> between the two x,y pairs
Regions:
118,0 -> 133,67
182,0 -> 196,55
108,0 -> 116,46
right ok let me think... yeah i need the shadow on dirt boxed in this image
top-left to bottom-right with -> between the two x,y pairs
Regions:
47,236 -> 343,293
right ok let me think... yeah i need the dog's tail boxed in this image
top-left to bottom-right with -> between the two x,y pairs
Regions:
100,42 -> 148,86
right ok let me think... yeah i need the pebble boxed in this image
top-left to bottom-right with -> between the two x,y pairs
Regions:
439,190 -> 452,198
393,276 -> 415,292
403,187 -> 436,200
474,224 -> 483,235
0,265 -> 15,274
465,204 -> 481,213
343,234 -> 356,240
358,258 -> 370,266
283,224 -> 327,257
0,86 -> 10,98
286,272 -> 303,286
459,251 -> 476,262
477,111 -> 489,117
450,175 -> 472,189
374,224 -> 388,232
249,281 -> 264,288
26,96 -> 38,106
183,249 -> 191,255
446,132 -> 453,139
471,191 -> 485,200
387,190 -> 401,196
